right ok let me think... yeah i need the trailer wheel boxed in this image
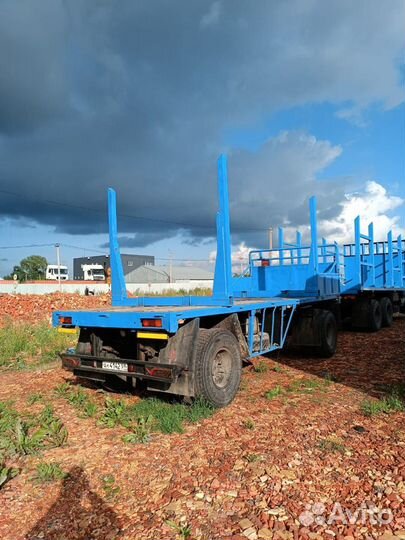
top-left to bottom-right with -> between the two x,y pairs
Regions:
318,310 -> 337,357
369,299 -> 382,332
194,329 -> 241,408
352,298 -> 382,332
380,297 -> 393,327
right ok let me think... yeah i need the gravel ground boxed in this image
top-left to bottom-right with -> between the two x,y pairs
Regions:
0,295 -> 404,540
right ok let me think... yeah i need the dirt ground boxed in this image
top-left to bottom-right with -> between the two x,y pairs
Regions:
0,294 -> 404,540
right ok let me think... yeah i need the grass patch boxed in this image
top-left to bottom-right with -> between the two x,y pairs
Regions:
32,462 -> 67,484
101,474 -> 120,500
27,392 -> 44,405
318,436 -> 346,454
57,382 -> 215,437
361,386 -> 405,417
265,385 -> 284,400
242,418 -> 255,430
264,377 -> 331,401
245,453 -> 262,463
288,378 -> 330,394
272,365 -> 285,373
98,396 -> 214,435
360,394 -> 405,417
166,520 -> 192,540
253,361 -> 269,373
122,416 -> 154,444
0,401 -> 68,458
55,383 -> 98,418
0,321 -> 73,370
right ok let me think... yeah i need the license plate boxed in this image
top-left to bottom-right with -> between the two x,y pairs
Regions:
102,361 -> 128,372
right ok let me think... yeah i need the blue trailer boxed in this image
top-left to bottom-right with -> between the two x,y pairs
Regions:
53,155 -> 405,407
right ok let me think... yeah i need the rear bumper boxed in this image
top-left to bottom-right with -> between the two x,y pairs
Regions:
60,353 -> 185,384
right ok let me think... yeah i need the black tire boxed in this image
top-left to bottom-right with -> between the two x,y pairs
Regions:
368,299 -> 382,332
380,297 -> 393,327
194,328 -> 241,408
318,310 -> 337,358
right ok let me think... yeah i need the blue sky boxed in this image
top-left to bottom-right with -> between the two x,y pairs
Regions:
226,101 -> 405,201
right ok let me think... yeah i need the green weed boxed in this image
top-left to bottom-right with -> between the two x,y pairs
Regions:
101,474 -> 120,500
122,416 -> 154,444
166,520 -> 192,540
272,365 -> 284,373
98,397 -> 127,428
265,385 -> 284,400
0,401 -> 68,458
245,453 -> 262,463
242,418 -> 255,430
318,437 -> 346,454
32,462 -> 67,484
0,462 -> 19,489
253,361 -> 269,373
361,392 -> 404,417
27,393 -> 44,405
56,384 -> 98,418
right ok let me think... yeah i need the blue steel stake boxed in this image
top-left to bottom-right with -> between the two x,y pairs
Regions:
278,227 -> 284,265
368,222 -> 375,287
108,188 -> 132,306
212,155 -> 233,303
398,234 -> 403,286
387,231 -> 394,287
309,196 -> 318,274
296,231 -> 302,264
354,216 -> 361,286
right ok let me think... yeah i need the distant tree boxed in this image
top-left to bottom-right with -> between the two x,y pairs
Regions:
3,255 -> 48,281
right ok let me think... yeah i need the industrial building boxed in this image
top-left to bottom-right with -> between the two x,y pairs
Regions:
73,254 -> 154,280
125,264 -> 214,284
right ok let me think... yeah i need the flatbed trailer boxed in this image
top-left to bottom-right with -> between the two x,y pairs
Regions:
53,155 -> 405,407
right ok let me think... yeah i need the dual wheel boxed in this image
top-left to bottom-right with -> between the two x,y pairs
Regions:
352,297 -> 393,332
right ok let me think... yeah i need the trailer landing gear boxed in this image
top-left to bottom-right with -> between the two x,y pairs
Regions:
194,329 -> 241,408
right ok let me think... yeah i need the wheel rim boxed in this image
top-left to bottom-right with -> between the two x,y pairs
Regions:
211,349 -> 232,388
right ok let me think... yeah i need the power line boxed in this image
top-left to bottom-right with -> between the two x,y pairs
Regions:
0,243 -> 55,249
0,243 -> 212,263
0,187 -> 269,233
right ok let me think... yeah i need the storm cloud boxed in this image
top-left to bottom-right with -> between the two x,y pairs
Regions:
0,0 -> 404,247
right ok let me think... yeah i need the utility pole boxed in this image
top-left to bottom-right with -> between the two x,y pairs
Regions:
55,243 -> 61,291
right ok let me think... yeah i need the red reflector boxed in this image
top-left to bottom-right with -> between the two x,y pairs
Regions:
145,367 -> 172,379
141,319 -> 162,328
59,316 -> 72,325
261,260 -> 270,267
61,355 -> 80,369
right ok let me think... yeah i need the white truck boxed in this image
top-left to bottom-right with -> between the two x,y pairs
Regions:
46,264 -> 69,280
81,264 -> 106,281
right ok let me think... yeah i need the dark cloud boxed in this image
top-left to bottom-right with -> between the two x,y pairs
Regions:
0,0 -> 404,247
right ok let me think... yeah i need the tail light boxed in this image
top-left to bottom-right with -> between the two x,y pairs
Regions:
59,316 -> 73,325
141,319 -> 163,328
